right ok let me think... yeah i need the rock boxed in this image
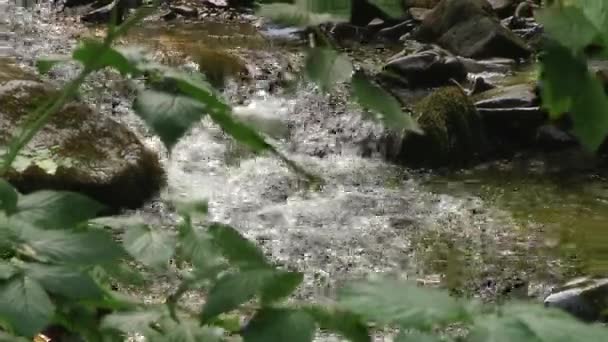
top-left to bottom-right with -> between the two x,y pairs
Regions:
544,277 -> 608,322
0,61 -> 164,210
409,7 -> 431,21
170,5 -> 198,18
458,57 -> 514,74
385,86 -> 486,168
487,0 -> 519,18
473,83 -> 546,149
402,0 -> 440,9
474,83 -> 537,109
377,20 -> 417,41
80,0 -> 140,23
381,45 -> 467,88
351,0 -> 401,27
413,0 -> 532,59
469,76 -> 495,95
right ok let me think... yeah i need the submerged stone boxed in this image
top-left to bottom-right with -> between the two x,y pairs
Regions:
0,61 -> 164,209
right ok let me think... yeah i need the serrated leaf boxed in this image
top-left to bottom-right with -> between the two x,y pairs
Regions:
260,270 -> 303,304
35,55 -> 71,74
0,179 -> 17,215
256,3 -> 342,26
133,89 -> 206,149
578,0 -> 608,44
0,275 -> 54,337
163,320 -> 221,342
101,309 -> 165,334
0,331 -> 28,342
208,223 -> 269,269
200,269 -> 285,323
305,48 -> 353,92
338,279 -> 469,331
304,305 -> 371,342
19,226 -> 124,265
468,314 -> 541,342
24,263 -> 103,300
536,6 -> 599,53
123,224 -> 176,269
498,303 -> 608,342
99,262 -> 148,287
12,191 -> 104,230
243,308 -> 316,342
0,262 -> 17,280
165,71 -> 272,152
175,200 -> 208,218
178,221 -> 220,271
395,330 -> 442,342
72,39 -> 138,75
351,72 -> 422,134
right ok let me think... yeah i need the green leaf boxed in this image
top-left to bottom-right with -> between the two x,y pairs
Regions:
133,89 -> 206,149
19,226 -> 124,265
0,262 -> 17,280
200,268 -> 300,323
468,315 -> 540,342
163,320 -> 222,342
175,200 -> 208,218
24,263 -> 104,300
351,72 -> 422,134
578,0 -> 608,44
256,3 -> 342,26
540,43 -> 608,151
305,48 -> 353,92
395,330 -> 442,342
200,269 -> 281,323
536,6 -> 599,53
164,71 -> 272,152
0,331 -> 28,342
243,308 -> 316,342
260,270 -> 303,304
123,224 -> 176,269
98,262 -> 148,287
497,303 -> 608,342
0,275 -> 54,337
208,223 -> 269,269
304,305 -> 371,342
0,179 -> 17,215
72,39 -> 138,75
12,191 -> 104,229
338,279 -> 469,331
35,55 -> 71,74
178,221 -> 221,271
101,309 -> 165,334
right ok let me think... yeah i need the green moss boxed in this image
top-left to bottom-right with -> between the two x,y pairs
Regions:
398,86 -> 485,168
194,48 -> 249,88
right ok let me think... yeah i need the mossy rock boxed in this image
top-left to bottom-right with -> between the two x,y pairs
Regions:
393,86 -> 486,168
194,48 -> 249,88
0,60 -> 164,210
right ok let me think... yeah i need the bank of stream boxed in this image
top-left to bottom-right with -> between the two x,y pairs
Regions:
5,1 -> 608,327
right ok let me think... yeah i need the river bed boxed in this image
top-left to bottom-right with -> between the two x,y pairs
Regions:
5,1 -> 608,326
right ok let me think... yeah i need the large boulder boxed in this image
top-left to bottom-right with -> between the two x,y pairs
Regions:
545,277 -> 608,322
0,60 -> 164,210
473,83 -> 548,150
385,86 -> 486,168
413,0 -> 531,59
380,45 -> 467,88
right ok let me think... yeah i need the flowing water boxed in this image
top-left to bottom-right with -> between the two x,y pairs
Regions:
5,1 -> 608,316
